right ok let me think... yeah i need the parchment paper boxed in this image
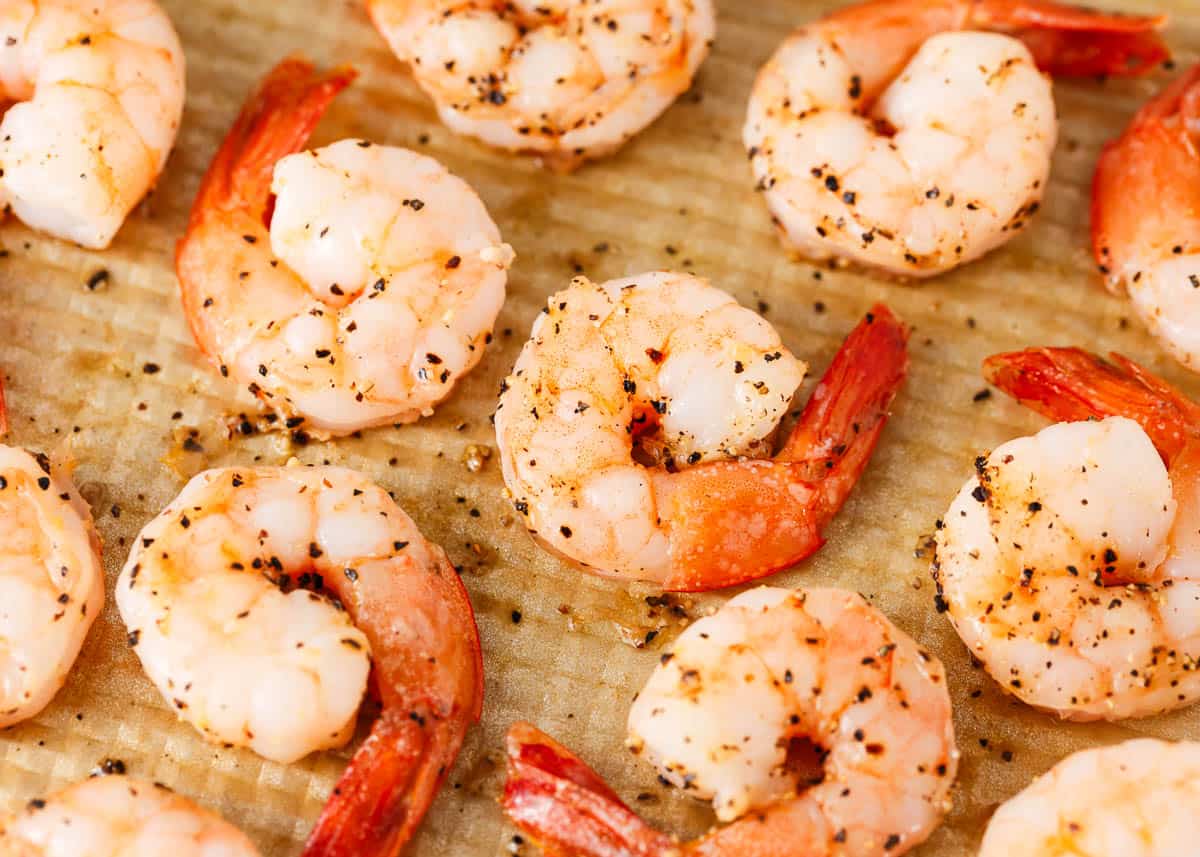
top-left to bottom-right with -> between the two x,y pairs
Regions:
0,1 -> 1197,854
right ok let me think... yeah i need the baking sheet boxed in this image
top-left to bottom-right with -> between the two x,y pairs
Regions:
1,0 -> 1198,853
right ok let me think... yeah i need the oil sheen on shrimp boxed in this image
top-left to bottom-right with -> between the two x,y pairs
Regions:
0,380 -> 103,728
1093,64 -> 1200,372
935,347 -> 1200,720
503,587 -> 958,857
177,57 -> 513,436
745,0 -> 1166,278
117,463 -> 483,856
366,0 -> 715,171
0,774 -> 260,856
981,738 -> 1200,857
0,0 -> 185,248
495,272 -> 909,591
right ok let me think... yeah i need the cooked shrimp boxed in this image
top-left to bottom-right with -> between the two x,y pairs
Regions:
745,0 -> 1167,278
0,0 -> 184,248
1093,64 -> 1200,372
494,272 -> 908,591
0,377 -> 103,728
366,0 -> 715,171
934,346 -> 1200,720
980,738 -> 1200,857
116,463 -> 483,855
176,57 -> 513,436
503,587 -> 958,857
0,773 -> 260,856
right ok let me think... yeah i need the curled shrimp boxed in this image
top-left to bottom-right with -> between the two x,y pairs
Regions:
745,0 -> 1167,278
934,346 -> 1200,719
981,738 -> 1200,857
0,0 -> 185,248
116,463 -> 483,855
366,0 -> 715,171
494,272 -> 908,591
0,376 -> 103,728
1093,64 -> 1200,372
177,57 -> 513,436
0,773 -> 260,856
503,586 -> 958,857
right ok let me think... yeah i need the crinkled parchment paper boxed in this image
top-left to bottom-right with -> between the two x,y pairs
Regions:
0,1 -> 1197,853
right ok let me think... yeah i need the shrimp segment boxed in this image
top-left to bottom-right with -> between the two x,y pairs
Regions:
980,739 -> 1200,857
365,0 -> 715,171
495,273 -> 908,591
177,57 -> 513,435
933,347 -> 1200,719
504,587 -> 958,857
0,774 -> 260,856
0,379 -> 103,728
745,0 -> 1166,278
1093,64 -> 1200,371
116,464 -> 483,855
0,0 -> 185,248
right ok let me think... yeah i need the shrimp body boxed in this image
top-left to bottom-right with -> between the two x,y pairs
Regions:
1093,65 -> 1200,372
177,58 -> 513,436
503,587 -> 958,857
366,0 -> 715,171
495,272 -> 908,591
0,774 -> 259,857
0,0 -> 184,248
936,346 -> 1200,720
0,387 -> 103,728
980,739 -> 1200,857
745,0 -> 1166,278
117,464 -> 483,855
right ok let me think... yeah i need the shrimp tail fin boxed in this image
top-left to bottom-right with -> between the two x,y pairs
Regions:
983,347 -> 1200,464
972,1 -> 1169,77
780,303 -> 910,503
502,723 -> 676,857
185,56 -> 356,224
300,708 -> 466,857
655,305 -> 907,592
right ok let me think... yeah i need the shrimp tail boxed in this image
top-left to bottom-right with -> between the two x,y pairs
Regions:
983,347 -> 1200,464
182,56 -> 356,224
656,305 -> 908,591
301,709 -> 466,856
971,0 -> 1169,77
502,722 -> 676,857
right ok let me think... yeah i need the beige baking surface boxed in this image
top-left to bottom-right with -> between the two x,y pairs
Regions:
1,0 -> 1198,853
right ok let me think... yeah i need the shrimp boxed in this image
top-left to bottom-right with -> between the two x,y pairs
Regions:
365,0 -> 715,172
0,773 -> 260,856
1093,64 -> 1200,372
745,0 -> 1167,278
494,272 -> 908,591
502,586 -> 959,857
0,0 -> 184,249
980,738 -> 1200,857
176,57 -> 513,436
934,346 -> 1200,720
115,463 -> 483,856
0,376 -> 104,728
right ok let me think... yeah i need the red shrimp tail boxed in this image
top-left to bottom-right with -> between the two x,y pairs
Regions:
983,347 -> 1200,464
779,303 -> 909,489
301,708 -> 463,857
502,723 -> 675,857
655,305 -> 907,592
185,56 -> 356,227
971,1 -> 1168,77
